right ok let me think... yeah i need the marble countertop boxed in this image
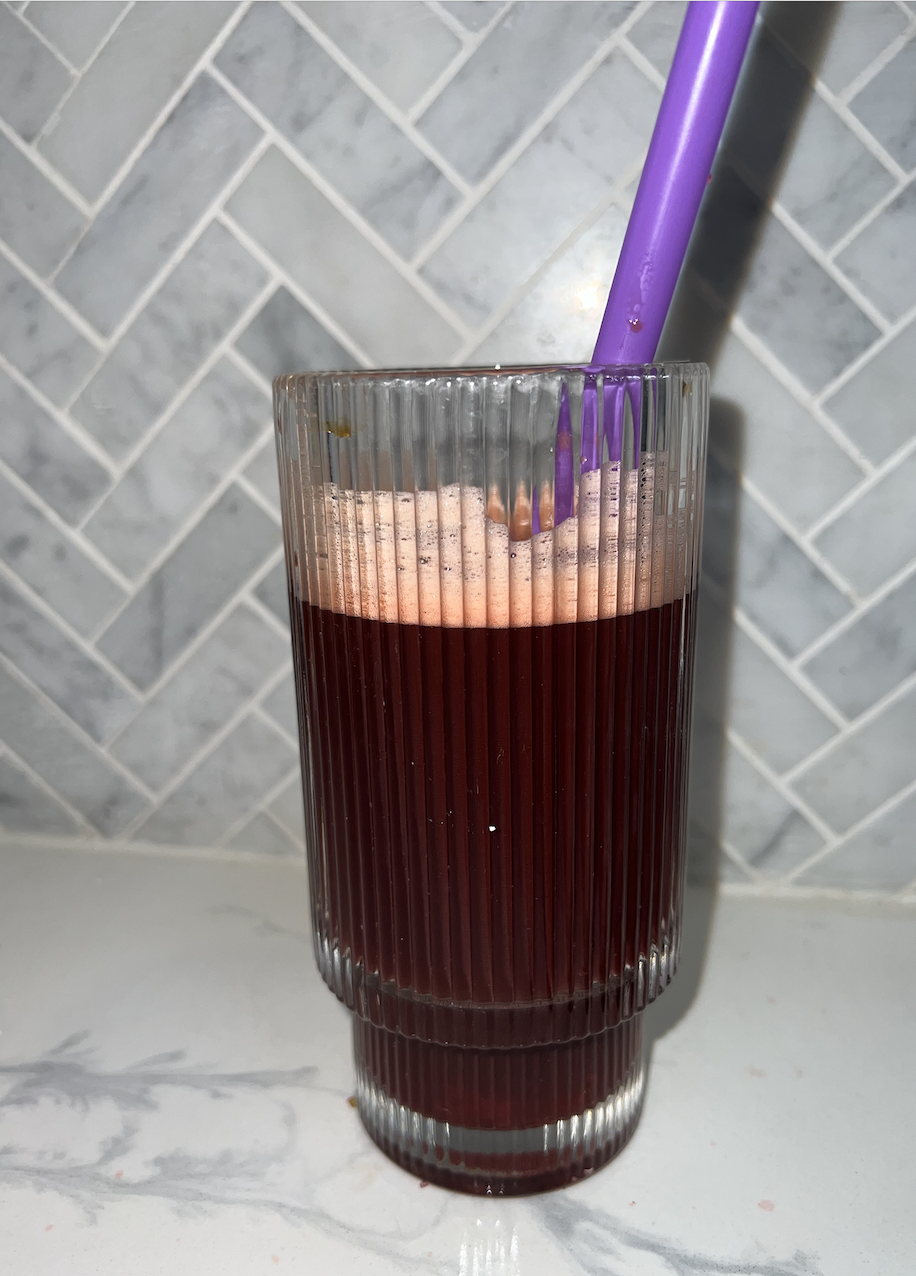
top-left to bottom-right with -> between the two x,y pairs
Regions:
0,842 -> 914,1275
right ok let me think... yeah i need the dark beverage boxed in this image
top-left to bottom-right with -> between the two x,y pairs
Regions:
294,593 -> 696,1191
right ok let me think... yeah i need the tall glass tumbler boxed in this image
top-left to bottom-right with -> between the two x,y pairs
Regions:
274,364 -> 708,1195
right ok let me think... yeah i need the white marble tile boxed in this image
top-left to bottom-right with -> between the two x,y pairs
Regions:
822,313 -> 916,465
817,1 -> 909,95
0,367 -> 110,525
39,2 -> 237,199
56,75 -> 263,336
0,749 -> 81,835
627,0 -> 687,74
0,468 -> 125,637
299,1 -> 462,112
217,4 -> 460,259
72,221 -> 268,460
229,809 -> 302,856
439,1 -> 504,33
849,36 -> 916,173
84,357 -> 271,578
0,254 -> 98,405
0,132 -> 87,277
422,49 -> 658,323
837,178 -> 916,324
792,682 -> 916,833
799,791 -> 916,891
417,2 -> 638,183
803,569 -> 916,720
720,744 -> 824,877
235,286 -> 357,383
110,604 -> 289,792
0,4 -> 71,141
711,333 -> 862,533
226,147 -> 461,365
814,446 -> 916,597
0,575 -> 140,745
260,669 -> 298,742
97,485 -> 281,691
473,204 -> 627,364
136,713 -> 296,846
0,664 -> 147,834
23,0 -> 128,69
267,772 -> 305,839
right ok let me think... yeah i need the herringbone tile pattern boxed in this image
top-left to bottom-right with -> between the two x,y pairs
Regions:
0,1 -> 914,896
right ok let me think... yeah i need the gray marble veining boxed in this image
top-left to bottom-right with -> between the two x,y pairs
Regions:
0,750 -> 82,836
0,575 -> 140,746
39,2 -> 237,200
0,367 -> 110,524
0,254 -> 98,405
97,485 -> 281,691
72,221 -> 268,460
136,713 -> 296,846
823,316 -> 916,465
849,35 -> 916,173
0,5 -> 71,142
0,132 -> 87,277
0,468 -> 125,637
720,744 -> 824,876
84,357 -> 271,578
0,664 -> 147,835
816,1 -> 909,95
836,178 -> 916,324
56,74 -> 263,335
236,285 -> 357,382
218,3 -> 460,259
417,2 -> 637,183
23,0 -> 128,70
799,790 -> 916,891
422,48 -> 658,323
226,147 -> 461,364
110,603 -> 289,792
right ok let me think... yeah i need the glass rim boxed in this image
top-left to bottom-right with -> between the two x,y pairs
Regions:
273,360 -> 708,391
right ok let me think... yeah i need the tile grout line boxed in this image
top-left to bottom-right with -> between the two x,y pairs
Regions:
408,0 -> 657,272
0,232 -> 106,349
801,431 -> 916,545
250,698 -> 298,756
242,587 -> 293,644
59,131 -> 274,399
223,341 -> 274,397
449,177 -> 639,364
0,112 -> 94,219
768,200 -> 892,336
784,771 -> 916,885
725,726 -> 838,846
31,0 -> 138,143
122,663 -> 296,841
727,316 -> 875,475
834,19 -> 916,110
235,472 -> 282,528
409,2 -> 512,120
206,63 -> 473,342
0,741 -> 97,838
737,471 -> 859,604
719,837 -> 761,884
617,32 -> 667,93
214,752 -> 303,849
814,78 -> 909,182
11,1 -> 82,74
280,0 -> 474,198
826,170 -> 914,263
73,274 -> 276,531
789,555 -> 916,672
719,596 -> 849,732
782,666 -> 916,786
84,427 -> 279,649
0,346 -> 117,475
56,0 -> 254,234
812,302 -> 916,408
0,555 -> 153,709
0,454 -> 133,594
0,648 -> 157,803
216,212 -> 373,368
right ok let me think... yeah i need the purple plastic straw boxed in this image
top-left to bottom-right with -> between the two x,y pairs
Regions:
592,1 -> 758,365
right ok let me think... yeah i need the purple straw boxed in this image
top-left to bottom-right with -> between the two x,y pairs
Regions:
592,1 -> 758,365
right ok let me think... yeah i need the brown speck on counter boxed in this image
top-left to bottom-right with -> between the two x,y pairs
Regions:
758,1200 -> 775,1212
347,1095 -> 358,1108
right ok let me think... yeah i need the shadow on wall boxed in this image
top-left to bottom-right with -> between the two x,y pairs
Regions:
646,2 -> 839,1042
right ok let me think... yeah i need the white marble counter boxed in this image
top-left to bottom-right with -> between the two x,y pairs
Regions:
0,841 -> 913,1275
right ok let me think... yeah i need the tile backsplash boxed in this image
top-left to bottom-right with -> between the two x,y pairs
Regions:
0,0 -> 914,898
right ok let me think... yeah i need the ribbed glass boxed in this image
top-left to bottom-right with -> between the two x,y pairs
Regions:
274,364 -> 708,1194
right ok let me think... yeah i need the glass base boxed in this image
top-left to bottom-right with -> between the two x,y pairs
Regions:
353,1015 -> 645,1196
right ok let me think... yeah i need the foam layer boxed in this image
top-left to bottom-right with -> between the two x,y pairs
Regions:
301,456 -> 691,627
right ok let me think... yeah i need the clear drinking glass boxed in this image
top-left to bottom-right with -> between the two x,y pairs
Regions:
274,364 -> 708,1195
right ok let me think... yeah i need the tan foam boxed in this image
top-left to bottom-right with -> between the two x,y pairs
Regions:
301,456 -> 690,627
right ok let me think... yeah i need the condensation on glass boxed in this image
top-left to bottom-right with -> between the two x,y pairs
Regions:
274,365 -> 708,1195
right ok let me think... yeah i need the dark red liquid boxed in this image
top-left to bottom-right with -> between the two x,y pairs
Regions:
296,591 -> 695,1026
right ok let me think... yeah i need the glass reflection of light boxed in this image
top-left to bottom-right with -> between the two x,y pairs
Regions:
458,1217 -> 520,1275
